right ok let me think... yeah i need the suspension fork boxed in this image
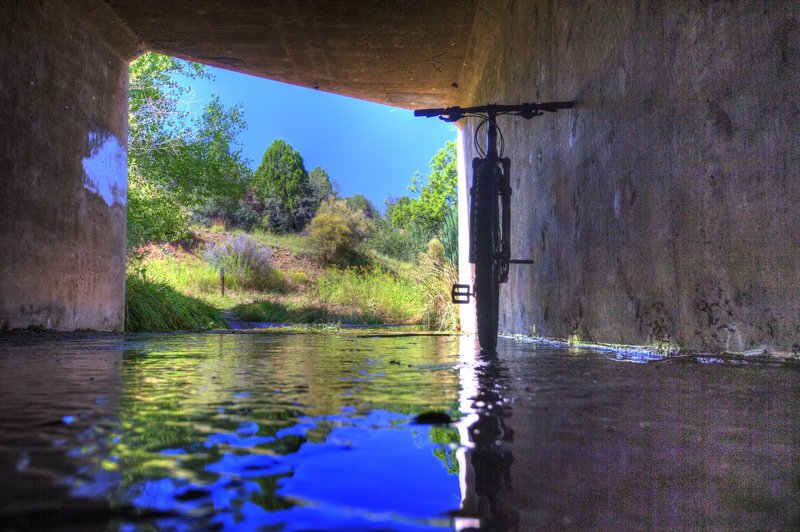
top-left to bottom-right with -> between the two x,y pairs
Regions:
485,114 -> 512,284
499,157 -> 511,283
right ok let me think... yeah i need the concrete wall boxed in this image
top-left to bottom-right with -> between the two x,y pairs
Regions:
0,1 -> 129,331
458,0 -> 800,354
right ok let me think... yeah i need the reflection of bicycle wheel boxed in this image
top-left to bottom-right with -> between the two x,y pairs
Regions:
473,159 -> 500,352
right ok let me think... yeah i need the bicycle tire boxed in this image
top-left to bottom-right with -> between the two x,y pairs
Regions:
472,159 -> 500,352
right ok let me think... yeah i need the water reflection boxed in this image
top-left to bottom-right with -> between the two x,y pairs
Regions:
1,333 -> 799,530
454,337 -> 516,531
111,333 -> 463,530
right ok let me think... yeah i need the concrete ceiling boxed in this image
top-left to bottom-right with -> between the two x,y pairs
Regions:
80,0 -> 480,109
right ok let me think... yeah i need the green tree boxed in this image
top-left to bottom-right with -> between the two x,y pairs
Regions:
345,193 -> 378,219
127,53 -> 250,247
387,195 -> 414,228
390,140 -> 458,235
308,166 -> 336,206
253,139 -> 309,211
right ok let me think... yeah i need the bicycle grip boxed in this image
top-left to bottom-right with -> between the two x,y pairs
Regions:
414,107 -> 451,117
536,101 -> 575,112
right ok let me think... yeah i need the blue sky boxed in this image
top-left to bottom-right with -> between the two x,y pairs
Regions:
182,67 -> 456,211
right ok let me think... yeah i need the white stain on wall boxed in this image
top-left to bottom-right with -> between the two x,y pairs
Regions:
82,130 -> 127,206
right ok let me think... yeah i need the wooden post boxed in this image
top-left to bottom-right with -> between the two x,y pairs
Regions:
220,266 -> 225,297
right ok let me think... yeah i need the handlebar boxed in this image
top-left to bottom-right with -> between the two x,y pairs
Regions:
414,101 -> 575,121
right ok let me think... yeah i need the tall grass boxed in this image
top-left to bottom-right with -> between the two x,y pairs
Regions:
144,255 -> 220,296
413,239 -> 460,331
439,209 -> 459,266
125,274 -> 226,332
315,267 -> 425,324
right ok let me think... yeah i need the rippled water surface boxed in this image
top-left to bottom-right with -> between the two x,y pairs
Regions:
0,332 -> 798,530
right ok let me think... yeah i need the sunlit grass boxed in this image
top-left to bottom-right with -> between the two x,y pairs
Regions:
315,267 -> 424,324
127,228 -> 461,331
143,255 -> 220,296
249,229 -> 308,256
125,274 -> 226,332
143,255 -> 288,298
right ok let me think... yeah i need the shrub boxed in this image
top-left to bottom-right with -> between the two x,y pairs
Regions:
202,234 -> 285,291
306,198 -> 370,265
127,174 -> 190,248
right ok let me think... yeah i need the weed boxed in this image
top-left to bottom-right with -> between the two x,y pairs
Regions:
145,255 -> 220,295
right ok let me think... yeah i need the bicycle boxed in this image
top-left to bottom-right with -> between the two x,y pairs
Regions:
414,101 -> 574,352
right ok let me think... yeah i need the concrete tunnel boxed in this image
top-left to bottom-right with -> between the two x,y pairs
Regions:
1,1 -> 798,356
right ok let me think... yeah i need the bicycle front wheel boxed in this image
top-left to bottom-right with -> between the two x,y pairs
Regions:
472,159 -> 500,352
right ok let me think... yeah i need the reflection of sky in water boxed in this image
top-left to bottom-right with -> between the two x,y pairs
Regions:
131,409 -> 459,531
1,334 -> 465,530
82,130 -> 126,206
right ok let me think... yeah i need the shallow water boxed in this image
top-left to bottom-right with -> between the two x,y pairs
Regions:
0,332 -> 798,530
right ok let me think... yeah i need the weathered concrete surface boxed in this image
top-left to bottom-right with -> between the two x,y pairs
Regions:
0,1 -> 129,331
99,0 -> 475,109
459,0 -> 800,354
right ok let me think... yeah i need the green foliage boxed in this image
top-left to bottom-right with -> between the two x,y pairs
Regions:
366,217 -> 429,262
345,193 -> 378,219
251,140 -> 320,233
309,166 -> 337,205
143,255 -> 220,295
254,139 -> 308,210
386,195 -> 414,228
125,273 -> 226,332
413,239 -> 460,331
127,53 -> 250,248
127,174 -> 191,246
306,198 -> 370,265
390,141 -> 458,235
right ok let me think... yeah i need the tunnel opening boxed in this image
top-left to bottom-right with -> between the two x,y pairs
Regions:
124,52 -> 459,333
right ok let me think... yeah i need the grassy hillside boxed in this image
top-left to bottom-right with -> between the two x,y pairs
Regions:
125,227 -> 457,332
